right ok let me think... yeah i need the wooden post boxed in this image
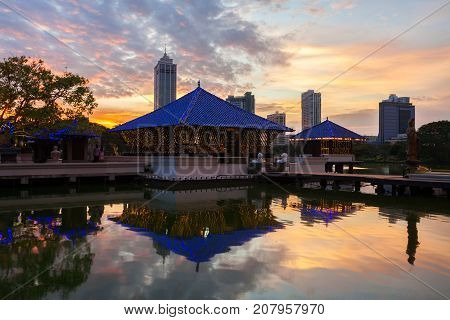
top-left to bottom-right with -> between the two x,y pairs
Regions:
445,189 -> 450,198
68,176 -> 77,184
410,186 -> 420,196
375,184 -> 385,195
332,180 -> 340,190
391,184 -> 397,196
348,164 -> 354,174
354,181 -> 361,192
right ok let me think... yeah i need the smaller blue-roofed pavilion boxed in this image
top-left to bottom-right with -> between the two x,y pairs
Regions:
292,119 -> 364,141
111,85 -> 292,158
291,119 -> 364,157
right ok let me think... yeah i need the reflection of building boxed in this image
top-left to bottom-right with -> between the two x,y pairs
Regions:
0,208 -> 94,299
290,198 -> 363,226
154,50 -> 177,110
378,94 -> 415,143
226,92 -> 255,113
301,90 -> 321,130
267,112 -> 289,146
112,186 -> 282,270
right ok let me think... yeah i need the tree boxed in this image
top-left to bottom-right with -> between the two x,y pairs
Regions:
417,120 -> 450,164
0,56 -> 97,132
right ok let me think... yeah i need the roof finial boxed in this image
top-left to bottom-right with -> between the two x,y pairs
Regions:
326,117 -> 329,120
164,43 -> 167,55
197,80 -> 200,88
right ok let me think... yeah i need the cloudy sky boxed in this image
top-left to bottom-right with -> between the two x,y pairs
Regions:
1,0 -> 449,134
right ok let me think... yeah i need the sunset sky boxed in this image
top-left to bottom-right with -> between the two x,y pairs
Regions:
1,0 -> 449,135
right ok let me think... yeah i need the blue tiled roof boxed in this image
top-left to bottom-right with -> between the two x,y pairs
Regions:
33,120 -> 99,140
110,87 -> 293,132
292,119 -> 364,140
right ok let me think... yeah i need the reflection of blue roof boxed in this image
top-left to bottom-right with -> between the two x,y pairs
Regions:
118,223 -> 279,263
292,119 -> 363,140
301,207 -> 340,223
110,87 -> 293,132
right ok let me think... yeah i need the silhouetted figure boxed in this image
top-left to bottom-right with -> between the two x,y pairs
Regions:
93,144 -> 100,162
406,213 -> 420,265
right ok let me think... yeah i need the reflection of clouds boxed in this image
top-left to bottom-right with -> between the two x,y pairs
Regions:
2,187 -> 449,299
69,220 -> 288,299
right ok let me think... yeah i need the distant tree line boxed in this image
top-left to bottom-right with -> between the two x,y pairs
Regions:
353,120 -> 450,164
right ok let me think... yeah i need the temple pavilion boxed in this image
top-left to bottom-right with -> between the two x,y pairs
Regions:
290,119 -> 364,173
111,84 -> 292,179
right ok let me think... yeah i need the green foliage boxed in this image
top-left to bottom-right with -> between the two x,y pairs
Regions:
417,120 -> 450,163
353,121 -> 450,164
0,56 -> 97,132
353,142 -> 406,162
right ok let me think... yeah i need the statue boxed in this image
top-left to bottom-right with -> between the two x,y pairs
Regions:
111,143 -> 119,156
50,146 -> 61,161
406,118 -> 418,164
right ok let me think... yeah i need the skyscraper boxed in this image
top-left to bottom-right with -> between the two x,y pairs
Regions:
301,90 -> 321,130
378,94 -> 415,143
267,111 -> 288,146
154,49 -> 177,110
226,92 -> 255,113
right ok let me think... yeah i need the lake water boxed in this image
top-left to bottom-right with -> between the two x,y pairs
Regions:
0,183 -> 449,299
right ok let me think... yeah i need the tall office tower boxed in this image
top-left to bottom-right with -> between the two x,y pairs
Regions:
154,49 -> 177,110
378,94 -> 415,143
267,111 -> 288,146
301,90 -> 321,130
226,92 -> 255,113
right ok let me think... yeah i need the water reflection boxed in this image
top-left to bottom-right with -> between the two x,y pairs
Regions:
290,199 -> 363,226
0,208 -> 95,299
406,213 -> 420,265
0,183 -> 448,299
112,196 -> 283,272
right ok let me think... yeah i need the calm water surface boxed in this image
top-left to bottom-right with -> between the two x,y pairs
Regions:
0,183 -> 449,299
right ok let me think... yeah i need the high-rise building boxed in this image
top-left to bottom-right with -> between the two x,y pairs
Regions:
267,111 -> 288,146
154,50 -> 176,110
267,111 -> 286,127
226,92 -> 255,113
378,94 -> 415,143
301,90 -> 321,130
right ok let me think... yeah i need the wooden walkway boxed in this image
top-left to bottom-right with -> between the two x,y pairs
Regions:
263,172 -> 450,196
0,162 -> 144,185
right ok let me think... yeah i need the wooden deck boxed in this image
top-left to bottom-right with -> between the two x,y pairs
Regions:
0,161 -> 144,185
262,172 -> 450,196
